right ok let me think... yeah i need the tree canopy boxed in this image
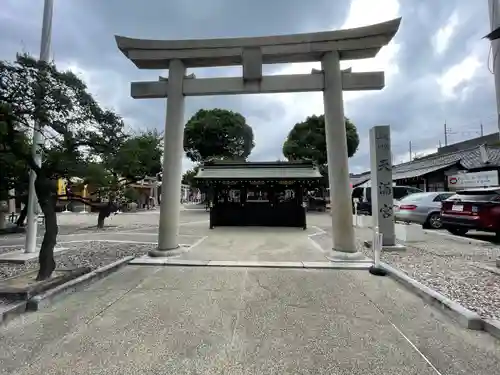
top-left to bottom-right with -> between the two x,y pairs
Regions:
0,54 -> 145,280
78,130 -> 162,227
81,130 -> 162,193
0,123 -> 29,202
108,130 -> 162,180
282,114 -> 359,165
183,108 -> 255,162
182,166 -> 200,187
0,54 -> 123,181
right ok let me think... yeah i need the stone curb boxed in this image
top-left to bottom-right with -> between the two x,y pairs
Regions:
128,258 -> 372,270
26,256 -> 134,312
484,319 -> 500,340
363,240 -> 406,252
471,263 -> 500,276
0,301 -> 27,326
423,230 -> 493,246
380,262 -> 484,330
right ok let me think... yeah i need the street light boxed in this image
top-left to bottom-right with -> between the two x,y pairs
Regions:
25,0 -> 54,253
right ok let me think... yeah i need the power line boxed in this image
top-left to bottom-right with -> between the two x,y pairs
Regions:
444,115 -> 496,130
400,120 -> 492,163
443,117 -> 497,145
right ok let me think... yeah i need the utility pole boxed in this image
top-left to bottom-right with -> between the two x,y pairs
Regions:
480,122 -> 484,136
25,0 -> 54,253
444,121 -> 448,146
489,0 -> 500,137
408,141 -> 412,162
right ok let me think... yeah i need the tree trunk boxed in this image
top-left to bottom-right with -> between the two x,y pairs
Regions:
16,202 -> 28,227
0,211 -> 6,230
35,177 -> 58,281
97,202 -> 115,229
97,209 -> 108,229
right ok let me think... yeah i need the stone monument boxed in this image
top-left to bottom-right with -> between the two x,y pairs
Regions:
369,125 -> 404,251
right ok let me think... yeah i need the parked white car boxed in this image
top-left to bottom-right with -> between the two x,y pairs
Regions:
394,191 -> 454,229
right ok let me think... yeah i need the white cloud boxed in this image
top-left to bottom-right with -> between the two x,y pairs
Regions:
58,60 -> 129,111
432,12 -> 459,55
246,0 -> 401,163
0,0 -> 40,25
57,60 -> 148,131
437,56 -> 481,99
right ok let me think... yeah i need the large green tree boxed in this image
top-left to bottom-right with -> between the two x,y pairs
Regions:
74,130 -> 162,228
282,114 -> 359,165
183,108 -> 255,162
0,54 -> 125,280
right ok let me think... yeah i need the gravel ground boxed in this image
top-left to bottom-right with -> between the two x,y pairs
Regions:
57,223 -> 159,235
0,241 -> 155,280
0,223 -> 158,237
0,246 -> 24,256
355,227 -> 500,321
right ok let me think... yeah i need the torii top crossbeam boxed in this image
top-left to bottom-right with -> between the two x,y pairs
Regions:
115,18 -> 401,69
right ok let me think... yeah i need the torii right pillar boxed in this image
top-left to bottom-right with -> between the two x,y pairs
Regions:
322,51 -> 364,260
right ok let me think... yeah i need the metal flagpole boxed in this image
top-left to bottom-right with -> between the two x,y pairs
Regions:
25,0 -> 54,253
489,0 -> 500,136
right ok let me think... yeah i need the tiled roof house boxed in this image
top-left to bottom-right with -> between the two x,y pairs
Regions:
351,133 -> 500,190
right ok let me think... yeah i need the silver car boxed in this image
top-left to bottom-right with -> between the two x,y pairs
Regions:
394,192 -> 454,229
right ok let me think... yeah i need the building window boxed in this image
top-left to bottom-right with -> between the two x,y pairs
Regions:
427,182 -> 445,192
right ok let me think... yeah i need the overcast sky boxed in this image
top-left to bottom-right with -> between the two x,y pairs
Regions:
0,0 -> 496,173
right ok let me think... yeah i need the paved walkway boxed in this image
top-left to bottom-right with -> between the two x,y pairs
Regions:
1,266 -> 499,374
177,226 -> 328,262
1,219 -> 331,263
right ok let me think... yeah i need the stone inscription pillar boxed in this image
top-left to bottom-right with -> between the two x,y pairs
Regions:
369,125 -> 396,246
154,59 -> 186,255
322,51 -> 361,259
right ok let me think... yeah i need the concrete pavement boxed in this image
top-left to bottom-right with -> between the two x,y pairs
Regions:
0,210 -> 209,248
1,266 -> 499,374
1,210 -> 500,374
176,226 -> 328,262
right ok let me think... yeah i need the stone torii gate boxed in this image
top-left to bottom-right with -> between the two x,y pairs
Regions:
115,17 -> 401,260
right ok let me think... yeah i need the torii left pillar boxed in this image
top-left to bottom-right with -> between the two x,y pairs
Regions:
323,51 -> 363,260
149,59 -> 186,257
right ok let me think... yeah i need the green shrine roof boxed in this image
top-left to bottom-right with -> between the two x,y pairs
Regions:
195,161 -> 322,180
